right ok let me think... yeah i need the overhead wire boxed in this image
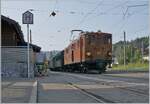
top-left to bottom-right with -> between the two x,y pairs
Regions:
118,5 -> 148,31
98,0 -> 129,16
123,4 -> 148,19
110,2 -> 148,31
67,0 -> 130,33
84,0 -> 129,23
75,0 -> 104,28
112,5 -> 148,43
4,0 -> 147,41
75,0 -> 148,31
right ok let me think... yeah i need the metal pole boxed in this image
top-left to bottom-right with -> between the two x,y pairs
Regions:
30,29 -> 32,44
141,40 -> 144,64
27,24 -> 30,78
124,31 -> 126,68
131,45 -> 133,63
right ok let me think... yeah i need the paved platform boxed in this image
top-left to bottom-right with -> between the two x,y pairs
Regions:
2,78 -> 37,103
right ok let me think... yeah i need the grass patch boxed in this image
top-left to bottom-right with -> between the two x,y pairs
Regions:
112,62 -> 149,71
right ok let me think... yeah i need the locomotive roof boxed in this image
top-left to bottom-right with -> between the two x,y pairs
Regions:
52,50 -> 64,60
64,31 -> 112,50
80,31 -> 112,35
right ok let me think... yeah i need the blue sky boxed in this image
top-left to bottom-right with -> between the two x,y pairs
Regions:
1,0 -> 149,51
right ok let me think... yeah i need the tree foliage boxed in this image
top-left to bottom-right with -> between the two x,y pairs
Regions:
113,36 -> 149,64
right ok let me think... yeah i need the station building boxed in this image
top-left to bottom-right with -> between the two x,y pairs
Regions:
1,15 -> 41,78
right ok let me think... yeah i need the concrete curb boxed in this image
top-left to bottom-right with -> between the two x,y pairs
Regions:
105,70 -> 149,74
103,73 -> 149,80
29,81 -> 37,103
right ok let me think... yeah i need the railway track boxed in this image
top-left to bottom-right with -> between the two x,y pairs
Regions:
37,71 -> 148,103
92,81 -> 149,96
117,87 -> 149,96
67,81 -> 148,103
62,72 -> 148,103
67,82 -> 115,103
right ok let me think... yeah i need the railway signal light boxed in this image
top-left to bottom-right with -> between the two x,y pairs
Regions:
50,11 -> 56,17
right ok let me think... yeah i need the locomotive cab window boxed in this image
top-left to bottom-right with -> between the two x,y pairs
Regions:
88,35 -> 95,44
104,36 -> 111,44
108,38 -> 111,44
108,36 -> 111,44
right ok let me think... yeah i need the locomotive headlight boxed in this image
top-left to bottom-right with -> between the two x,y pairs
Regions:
108,51 -> 112,56
86,52 -> 91,56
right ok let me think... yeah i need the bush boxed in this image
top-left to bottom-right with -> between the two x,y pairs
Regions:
112,62 -> 149,71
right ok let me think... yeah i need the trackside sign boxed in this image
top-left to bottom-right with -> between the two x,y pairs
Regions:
22,11 -> 33,24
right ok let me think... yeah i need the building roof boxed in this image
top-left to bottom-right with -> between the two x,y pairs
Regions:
1,15 -> 41,52
21,42 -> 41,52
1,15 -> 25,43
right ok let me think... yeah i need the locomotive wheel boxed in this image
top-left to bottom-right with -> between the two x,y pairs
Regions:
71,69 -> 75,72
83,67 -> 88,73
79,69 -> 83,73
85,69 -> 89,73
99,68 -> 106,74
98,71 -> 102,74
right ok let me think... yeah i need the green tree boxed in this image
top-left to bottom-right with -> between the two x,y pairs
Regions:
113,36 -> 149,65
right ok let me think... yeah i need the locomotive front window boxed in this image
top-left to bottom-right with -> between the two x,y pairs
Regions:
104,37 -> 107,44
108,38 -> 111,44
88,35 -> 95,44
104,36 -> 111,44
88,36 -> 91,44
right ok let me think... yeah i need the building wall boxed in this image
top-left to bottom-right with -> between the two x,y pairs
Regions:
1,47 -> 35,78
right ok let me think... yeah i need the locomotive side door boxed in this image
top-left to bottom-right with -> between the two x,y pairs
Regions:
71,50 -> 74,62
80,37 -> 83,62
